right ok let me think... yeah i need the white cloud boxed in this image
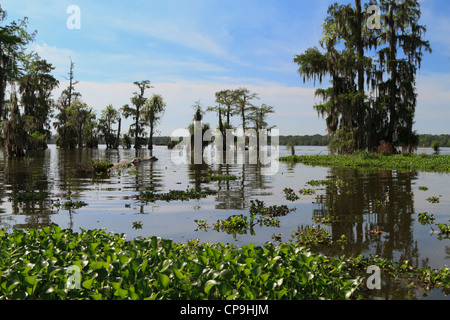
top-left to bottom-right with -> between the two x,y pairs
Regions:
416,72 -> 450,119
32,43 -> 78,78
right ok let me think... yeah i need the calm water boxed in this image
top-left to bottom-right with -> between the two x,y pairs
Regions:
0,144 -> 449,300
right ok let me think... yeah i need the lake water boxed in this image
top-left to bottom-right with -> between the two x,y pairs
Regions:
1,144 -> 449,300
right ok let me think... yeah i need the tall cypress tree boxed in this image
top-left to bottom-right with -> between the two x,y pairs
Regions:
294,0 -> 431,154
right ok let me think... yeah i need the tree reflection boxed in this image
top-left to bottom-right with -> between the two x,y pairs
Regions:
187,150 -> 273,211
313,168 -> 419,265
2,149 -> 53,228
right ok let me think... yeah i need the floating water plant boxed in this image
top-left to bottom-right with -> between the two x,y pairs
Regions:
418,212 -> 435,225
139,188 -> 217,203
436,223 -> 450,239
213,214 -> 254,236
299,188 -> 316,195
132,221 -> 143,229
312,215 -> 340,225
0,225 -> 448,300
197,200 -> 291,238
194,219 -> 210,232
92,160 -> 113,174
249,199 -> 295,217
290,225 -> 332,246
283,188 -> 299,201
278,154 -> 450,173
200,173 -> 238,183
75,160 -> 112,177
426,196 -> 440,204
53,200 -> 88,210
306,179 -> 346,188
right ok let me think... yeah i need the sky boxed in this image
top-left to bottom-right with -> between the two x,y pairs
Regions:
1,0 -> 450,136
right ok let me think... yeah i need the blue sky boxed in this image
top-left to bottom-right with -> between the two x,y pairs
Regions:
1,0 -> 450,136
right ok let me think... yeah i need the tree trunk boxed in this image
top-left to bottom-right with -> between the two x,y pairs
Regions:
114,118 -> 121,149
148,123 -> 154,150
355,0 -> 365,150
387,8 -> 398,147
78,123 -> 83,149
134,106 -> 140,149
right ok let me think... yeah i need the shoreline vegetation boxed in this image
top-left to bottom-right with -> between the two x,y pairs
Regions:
0,224 -> 448,300
47,134 -> 450,149
278,152 -> 450,173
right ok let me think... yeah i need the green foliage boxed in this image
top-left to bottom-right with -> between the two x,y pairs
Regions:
294,0 -> 431,153
0,225 -> 449,300
98,104 -> 120,149
212,214 -> 256,236
141,94 -> 166,150
426,196 -> 440,204
139,188 -> 217,203
279,154 -> 450,173
431,141 -> 440,154
290,225 -> 333,246
200,171 -> 238,183
283,188 -> 299,201
417,212 -> 435,225
92,160 -> 112,175
0,225 -> 366,300
194,220 -> 209,232
306,179 -> 346,188
132,221 -> 143,230
249,199 -> 294,217
436,224 -> 450,239
418,135 -> 450,148
298,188 -> 316,195
195,200 -> 294,239
279,135 -> 330,146
312,215 -> 340,225
123,80 -> 153,149
53,200 -> 88,210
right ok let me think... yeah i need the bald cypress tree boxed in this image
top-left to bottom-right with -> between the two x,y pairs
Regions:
294,0 -> 430,154
373,0 -> 431,152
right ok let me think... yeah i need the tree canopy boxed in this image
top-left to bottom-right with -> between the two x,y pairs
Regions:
294,0 -> 431,154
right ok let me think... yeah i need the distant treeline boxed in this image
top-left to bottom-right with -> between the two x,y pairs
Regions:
279,134 -> 450,147
48,134 -> 450,148
417,134 -> 450,148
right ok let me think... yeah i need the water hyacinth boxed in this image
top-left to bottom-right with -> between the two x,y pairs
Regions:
278,154 -> 450,173
0,224 -> 363,300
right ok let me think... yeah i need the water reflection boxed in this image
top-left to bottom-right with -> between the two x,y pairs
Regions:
1,149 -> 53,228
313,168 -> 418,264
0,145 -> 449,300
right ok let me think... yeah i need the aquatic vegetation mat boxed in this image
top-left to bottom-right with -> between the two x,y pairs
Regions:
0,224 -> 361,300
139,188 -> 217,203
278,154 -> 450,173
0,225 -> 448,300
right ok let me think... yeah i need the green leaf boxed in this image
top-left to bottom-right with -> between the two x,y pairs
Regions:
90,293 -> 103,300
157,273 -> 170,289
118,254 -> 130,265
252,265 -> 262,278
219,269 -> 233,281
82,279 -> 93,290
159,259 -> 172,272
23,276 -> 38,287
173,268 -> 185,281
90,261 -> 109,271
114,287 -> 128,299
276,288 -> 288,299
204,280 -> 218,294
